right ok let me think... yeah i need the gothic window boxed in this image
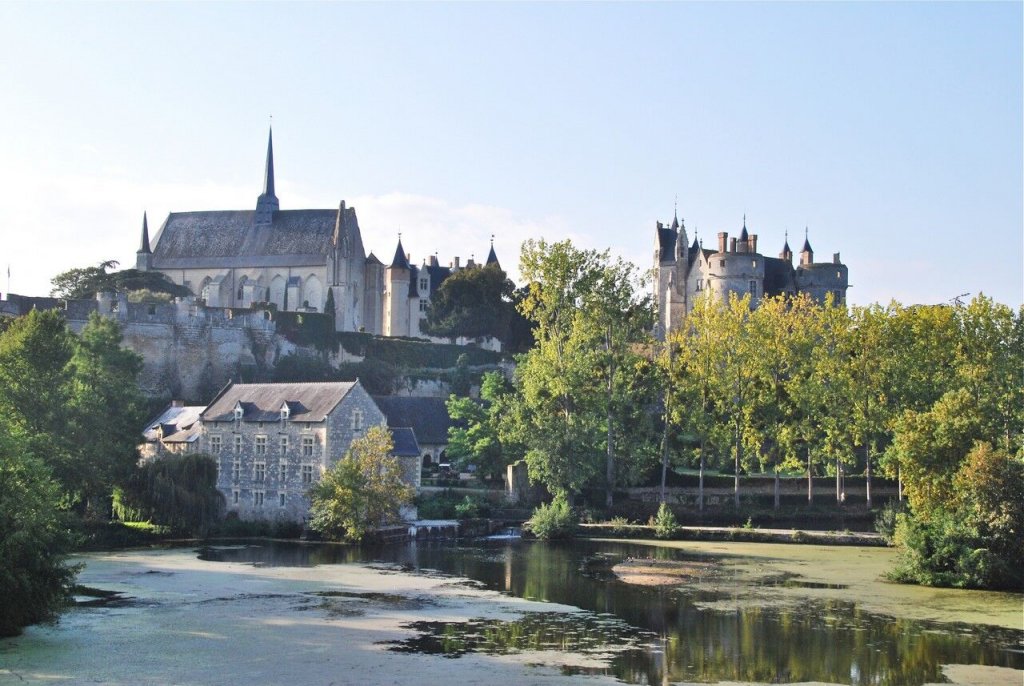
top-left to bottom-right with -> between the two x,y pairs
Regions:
269,275 -> 287,310
304,275 -> 323,312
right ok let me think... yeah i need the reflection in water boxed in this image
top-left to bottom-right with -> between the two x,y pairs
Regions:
199,539 -> 1023,686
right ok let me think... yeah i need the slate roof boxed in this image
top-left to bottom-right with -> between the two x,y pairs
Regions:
372,396 -> 452,445
424,264 -> 453,296
142,404 -> 205,445
486,244 -> 500,267
657,225 -> 677,264
389,427 -> 421,457
150,208 -> 345,270
203,382 -> 358,423
390,239 -> 411,270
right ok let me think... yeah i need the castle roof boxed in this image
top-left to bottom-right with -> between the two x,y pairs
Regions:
657,224 -> 677,264
150,207 -> 351,269
486,243 -> 500,268
763,257 -> 796,296
202,381 -> 358,423
142,403 -> 204,445
390,238 -> 411,270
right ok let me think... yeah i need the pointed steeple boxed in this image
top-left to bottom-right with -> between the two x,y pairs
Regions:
780,229 -> 793,262
486,235 -> 500,268
255,127 -> 280,224
390,235 -> 411,270
800,227 -> 814,266
801,227 -> 813,254
739,214 -> 749,242
138,212 -> 151,254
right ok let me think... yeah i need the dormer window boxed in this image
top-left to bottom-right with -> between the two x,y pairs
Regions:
280,403 -> 291,422
233,404 -> 244,421
419,277 -> 428,292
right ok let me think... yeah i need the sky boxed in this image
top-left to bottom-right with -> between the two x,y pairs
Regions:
0,2 -> 1021,307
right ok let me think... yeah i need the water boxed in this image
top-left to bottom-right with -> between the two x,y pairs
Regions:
199,539 -> 1023,685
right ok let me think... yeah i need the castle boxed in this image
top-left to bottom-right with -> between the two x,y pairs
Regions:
653,212 -> 849,339
134,129 -> 500,339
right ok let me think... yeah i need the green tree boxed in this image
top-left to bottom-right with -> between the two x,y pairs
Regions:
50,260 -> 190,300
0,421 -> 77,637
422,263 -> 519,344
445,371 -> 517,482
114,453 -> 225,536
65,313 -> 146,515
308,425 -> 414,542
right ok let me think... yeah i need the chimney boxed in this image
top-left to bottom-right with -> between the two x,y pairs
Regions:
453,256 -> 461,268
429,255 -> 438,267
833,252 -> 841,264
171,400 -> 185,408
751,234 -> 758,254
718,232 -> 728,253
729,237 -> 737,253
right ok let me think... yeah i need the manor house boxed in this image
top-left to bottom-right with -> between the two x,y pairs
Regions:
134,129 -> 500,338
653,212 -> 849,339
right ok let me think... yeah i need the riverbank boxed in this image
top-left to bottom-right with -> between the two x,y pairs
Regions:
578,523 -> 887,546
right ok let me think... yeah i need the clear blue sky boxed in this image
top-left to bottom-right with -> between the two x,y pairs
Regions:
1,2 -> 1020,307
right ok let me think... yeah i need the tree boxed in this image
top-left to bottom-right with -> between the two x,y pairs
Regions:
504,239 -> 654,504
0,421 -> 77,637
50,260 -> 190,300
308,425 -> 414,542
445,371 -> 517,482
65,313 -> 146,515
114,453 -> 225,536
422,264 -> 520,344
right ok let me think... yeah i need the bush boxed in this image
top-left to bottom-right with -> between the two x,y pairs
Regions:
114,453 -> 225,537
609,516 -> 632,535
652,502 -> 680,539
874,500 -> 906,543
525,494 -> 577,540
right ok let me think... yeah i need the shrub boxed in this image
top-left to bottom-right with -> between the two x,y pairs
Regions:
525,494 -> 577,540
114,453 -> 225,537
874,500 -> 906,543
609,516 -> 632,535
652,502 -> 680,539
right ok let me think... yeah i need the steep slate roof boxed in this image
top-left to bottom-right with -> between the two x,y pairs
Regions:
150,209 -> 341,269
142,404 -> 205,445
424,263 -> 453,296
657,224 -> 677,264
486,244 -> 500,267
390,238 -> 411,270
372,396 -> 452,445
389,427 -> 421,457
138,212 -> 151,254
203,382 -> 358,423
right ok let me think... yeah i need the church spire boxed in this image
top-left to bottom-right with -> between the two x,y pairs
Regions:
255,126 -> 280,224
138,212 -> 151,254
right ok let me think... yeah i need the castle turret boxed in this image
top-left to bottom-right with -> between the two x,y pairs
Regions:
384,236 -> 412,336
800,229 -> 814,266
780,231 -> 793,263
254,127 -> 279,225
136,212 -> 152,271
486,236 -> 500,269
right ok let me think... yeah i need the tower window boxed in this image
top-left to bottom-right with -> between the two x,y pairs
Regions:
749,281 -> 757,295
419,277 -> 428,291
719,260 -> 726,268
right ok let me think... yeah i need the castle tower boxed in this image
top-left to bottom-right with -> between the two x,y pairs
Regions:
485,236 -> 500,269
136,212 -> 152,271
384,237 -> 412,336
254,127 -> 279,225
780,231 -> 793,263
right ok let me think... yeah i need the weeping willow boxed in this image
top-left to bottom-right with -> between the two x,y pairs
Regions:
114,453 -> 224,536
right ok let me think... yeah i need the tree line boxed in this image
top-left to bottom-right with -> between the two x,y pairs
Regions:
446,239 -> 1022,589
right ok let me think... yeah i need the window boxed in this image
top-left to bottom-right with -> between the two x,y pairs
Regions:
254,491 -> 264,507
419,277 -> 428,291
210,435 -> 222,454
254,462 -> 266,482
234,436 -> 243,453
752,260 -> 757,268
836,270 -> 842,279
279,492 -> 286,507
749,280 -> 757,295
419,300 -> 428,312
719,260 -> 726,268
301,464 -> 314,484
302,436 -> 314,456
696,280 -> 702,292
232,490 -> 239,505
255,436 -> 267,455
231,457 -> 241,481
233,405 -> 243,421
280,436 -> 288,454
352,409 -> 364,432
279,461 -> 287,482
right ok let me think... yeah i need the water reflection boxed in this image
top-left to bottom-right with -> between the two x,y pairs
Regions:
198,539 -> 1023,685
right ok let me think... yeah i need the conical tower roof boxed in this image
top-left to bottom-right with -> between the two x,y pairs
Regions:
390,237 -> 411,270
138,212 -> 151,254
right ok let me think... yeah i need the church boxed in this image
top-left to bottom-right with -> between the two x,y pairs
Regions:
134,129 -> 499,338
653,211 -> 849,339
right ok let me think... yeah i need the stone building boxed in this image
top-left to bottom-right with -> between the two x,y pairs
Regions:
140,401 -> 204,459
134,129 -> 499,339
199,380 -> 409,522
373,396 -> 454,468
654,212 -> 849,338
